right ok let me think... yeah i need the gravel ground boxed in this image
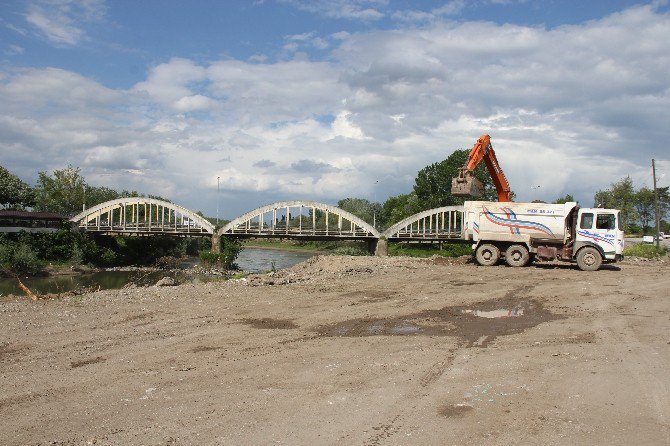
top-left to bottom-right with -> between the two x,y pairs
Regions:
1,255 -> 669,445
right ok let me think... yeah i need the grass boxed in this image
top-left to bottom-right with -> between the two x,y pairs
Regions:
623,243 -> 668,259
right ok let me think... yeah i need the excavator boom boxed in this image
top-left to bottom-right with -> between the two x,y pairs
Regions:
451,134 -> 512,202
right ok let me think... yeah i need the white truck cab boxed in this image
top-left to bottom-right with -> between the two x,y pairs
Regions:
574,208 -> 624,264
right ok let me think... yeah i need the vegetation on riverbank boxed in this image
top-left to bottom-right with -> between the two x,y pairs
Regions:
0,222 -> 213,276
200,238 -> 242,269
623,243 -> 668,259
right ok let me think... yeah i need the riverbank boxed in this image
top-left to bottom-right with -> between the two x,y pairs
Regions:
1,255 -> 669,445
0,248 -> 318,297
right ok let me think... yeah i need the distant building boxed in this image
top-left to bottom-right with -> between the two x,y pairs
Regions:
0,210 -> 68,233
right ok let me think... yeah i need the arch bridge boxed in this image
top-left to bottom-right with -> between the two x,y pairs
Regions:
219,200 -> 380,240
71,197 -> 467,254
70,197 -> 214,236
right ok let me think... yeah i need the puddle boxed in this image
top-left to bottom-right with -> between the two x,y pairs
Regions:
339,290 -> 397,304
240,318 -> 298,329
316,294 -> 562,347
438,404 -> 474,418
70,356 -> 106,368
190,346 -> 221,353
462,307 -> 524,318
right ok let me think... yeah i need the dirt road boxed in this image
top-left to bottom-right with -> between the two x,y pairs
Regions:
1,256 -> 669,445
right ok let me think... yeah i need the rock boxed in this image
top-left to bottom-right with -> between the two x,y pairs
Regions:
155,276 -> 177,287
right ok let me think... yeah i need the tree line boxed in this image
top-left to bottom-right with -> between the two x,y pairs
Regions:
2,152 -> 667,276
1,164 -> 174,217
0,165 -> 213,275
338,155 -> 668,235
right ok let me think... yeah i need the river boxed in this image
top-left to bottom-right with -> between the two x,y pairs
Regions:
0,248 -> 316,296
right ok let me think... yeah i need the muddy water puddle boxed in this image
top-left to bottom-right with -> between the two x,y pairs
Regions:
240,318 -> 298,329
317,297 -> 562,347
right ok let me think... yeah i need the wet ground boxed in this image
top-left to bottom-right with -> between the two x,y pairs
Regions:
317,289 -> 561,347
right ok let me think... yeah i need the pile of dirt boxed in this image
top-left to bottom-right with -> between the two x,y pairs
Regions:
244,255 -> 455,286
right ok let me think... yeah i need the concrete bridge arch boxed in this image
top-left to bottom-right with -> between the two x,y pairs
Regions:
219,200 -> 381,240
70,197 -> 214,235
381,206 -> 464,241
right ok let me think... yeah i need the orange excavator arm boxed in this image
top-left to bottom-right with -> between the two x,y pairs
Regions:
451,134 -> 512,202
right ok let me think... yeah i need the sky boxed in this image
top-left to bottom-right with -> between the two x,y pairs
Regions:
1,0 -> 669,219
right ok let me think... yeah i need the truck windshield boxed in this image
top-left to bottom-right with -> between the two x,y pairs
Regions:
596,214 -> 615,230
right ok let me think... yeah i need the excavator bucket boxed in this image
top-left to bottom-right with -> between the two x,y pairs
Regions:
451,168 -> 484,197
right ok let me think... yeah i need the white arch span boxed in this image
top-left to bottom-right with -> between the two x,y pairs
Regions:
70,197 -> 214,235
382,205 -> 464,240
219,200 -> 381,239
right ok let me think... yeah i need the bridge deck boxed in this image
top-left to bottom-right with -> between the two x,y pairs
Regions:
78,223 -> 211,236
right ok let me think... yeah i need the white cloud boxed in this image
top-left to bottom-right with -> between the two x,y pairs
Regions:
4,44 -> 25,55
134,58 -> 210,110
392,0 -> 466,23
329,111 -> 366,140
173,95 -> 217,113
283,32 -> 330,53
281,0 -> 387,20
24,0 -> 106,46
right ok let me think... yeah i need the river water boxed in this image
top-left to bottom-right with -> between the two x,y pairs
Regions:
0,248 -> 316,296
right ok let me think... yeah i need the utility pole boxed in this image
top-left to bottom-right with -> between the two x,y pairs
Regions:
216,176 -> 220,226
373,180 -> 379,229
652,159 -> 660,249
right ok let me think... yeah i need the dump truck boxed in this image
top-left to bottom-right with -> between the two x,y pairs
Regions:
463,200 -> 624,271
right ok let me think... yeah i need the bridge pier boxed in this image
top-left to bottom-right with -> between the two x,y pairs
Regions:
374,238 -> 388,257
211,234 -> 221,254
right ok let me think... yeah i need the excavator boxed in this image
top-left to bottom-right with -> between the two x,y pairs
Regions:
451,134 -> 512,202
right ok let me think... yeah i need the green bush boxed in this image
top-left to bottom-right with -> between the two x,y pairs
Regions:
200,237 -> 241,269
623,243 -> 668,259
11,243 -> 45,275
99,248 -> 118,267
332,246 -> 367,256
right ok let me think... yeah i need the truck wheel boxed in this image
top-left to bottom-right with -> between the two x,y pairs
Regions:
475,243 -> 500,266
505,244 -> 530,267
576,247 -> 602,271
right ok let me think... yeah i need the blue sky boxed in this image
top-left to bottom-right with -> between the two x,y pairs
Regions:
1,0 -> 669,217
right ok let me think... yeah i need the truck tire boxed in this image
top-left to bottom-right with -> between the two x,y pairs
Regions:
576,247 -> 602,271
475,243 -> 500,266
505,244 -> 530,267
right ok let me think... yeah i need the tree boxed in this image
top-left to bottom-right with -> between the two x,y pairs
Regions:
413,149 -> 497,210
34,166 -> 86,217
0,165 -> 35,209
382,192 -> 420,227
593,177 -> 638,232
553,194 -> 575,204
337,198 -> 382,227
86,186 -> 120,208
634,187 -> 655,232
